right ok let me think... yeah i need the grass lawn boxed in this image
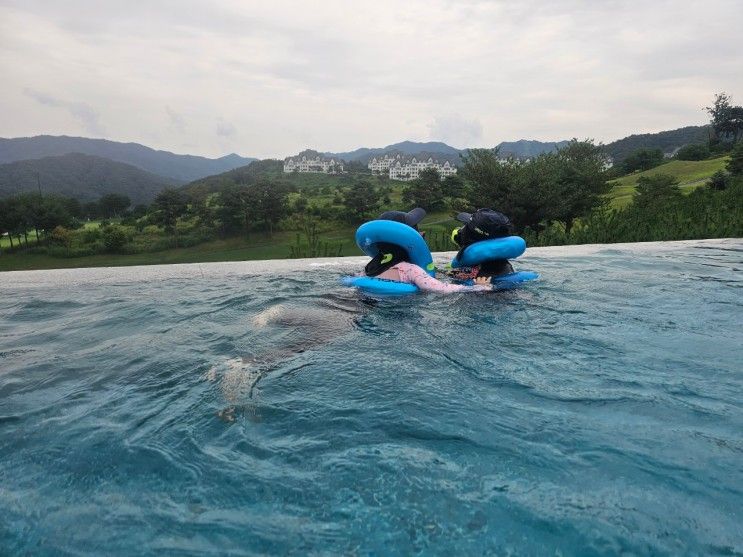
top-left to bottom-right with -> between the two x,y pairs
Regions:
0,213 -> 459,272
0,227 -> 359,272
608,157 -> 728,208
0,230 -> 40,249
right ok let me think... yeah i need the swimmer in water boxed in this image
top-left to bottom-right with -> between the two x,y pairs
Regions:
365,208 -> 491,292
442,209 -> 516,283
206,294 -> 365,421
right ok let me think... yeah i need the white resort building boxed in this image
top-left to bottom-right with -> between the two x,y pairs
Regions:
368,154 -> 457,181
283,154 -> 344,174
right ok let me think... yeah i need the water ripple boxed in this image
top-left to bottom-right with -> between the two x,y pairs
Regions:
0,239 -> 742,554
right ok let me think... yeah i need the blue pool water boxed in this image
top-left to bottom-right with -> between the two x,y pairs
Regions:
1,239 -> 741,555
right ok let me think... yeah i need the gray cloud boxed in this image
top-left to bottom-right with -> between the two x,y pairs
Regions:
216,120 -> 237,138
428,115 -> 483,148
2,1 -> 741,158
23,88 -> 105,136
166,106 -> 186,134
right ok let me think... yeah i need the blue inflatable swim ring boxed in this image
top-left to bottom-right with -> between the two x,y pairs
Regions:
355,220 -> 435,276
451,236 -> 526,268
490,270 -> 540,287
342,219 -> 434,296
341,276 -> 419,296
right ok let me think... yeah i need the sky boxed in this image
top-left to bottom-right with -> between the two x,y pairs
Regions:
1,0 -> 742,159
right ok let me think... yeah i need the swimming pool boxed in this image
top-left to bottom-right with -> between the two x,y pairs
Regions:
1,239 -> 741,554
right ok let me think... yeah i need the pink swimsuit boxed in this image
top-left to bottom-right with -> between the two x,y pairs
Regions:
375,262 -> 489,293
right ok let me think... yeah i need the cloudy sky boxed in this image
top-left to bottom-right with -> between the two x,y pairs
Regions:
1,0 -> 741,158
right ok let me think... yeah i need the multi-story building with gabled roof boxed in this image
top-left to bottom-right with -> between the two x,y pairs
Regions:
369,155 -> 457,181
283,152 -> 344,174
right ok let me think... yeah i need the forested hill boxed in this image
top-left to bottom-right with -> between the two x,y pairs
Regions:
326,141 -> 461,163
0,153 -> 177,204
181,159 -> 284,199
497,139 -> 570,158
604,126 -> 710,163
0,135 -> 256,182
325,139 -> 567,163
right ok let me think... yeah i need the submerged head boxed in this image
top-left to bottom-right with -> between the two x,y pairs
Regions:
452,208 -> 513,248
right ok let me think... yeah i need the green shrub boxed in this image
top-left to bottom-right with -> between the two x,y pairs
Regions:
676,143 -> 710,161
102,225 -> 129,253
80,228 -> 102,243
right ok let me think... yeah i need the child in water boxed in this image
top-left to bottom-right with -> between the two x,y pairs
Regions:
364,208 -> 491,292
444,208 -> 516,282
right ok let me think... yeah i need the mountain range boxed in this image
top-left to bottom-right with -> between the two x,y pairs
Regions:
602,125 -> 710,162
0,135 -> 256,182
325,141 -> 462,162
0,125 -> 712,202
323,139 -> 572,163
0,153 -> 177,204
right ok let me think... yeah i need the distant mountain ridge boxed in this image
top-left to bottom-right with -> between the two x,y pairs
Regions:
324,139 -> 569,164
0,125 -> 713,203
602,125 -> 710,163
0,135 -> 256,182
0,153 -> 177,204
496,139 -> 570,158
325,140 -> 462,163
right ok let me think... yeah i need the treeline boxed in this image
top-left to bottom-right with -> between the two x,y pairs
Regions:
0,192 -> 143,249
522,172 -> 743,247
419,140 -> 742,252
0,173 -> 395,257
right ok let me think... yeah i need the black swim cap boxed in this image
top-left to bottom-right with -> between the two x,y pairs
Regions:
379,208 -> 426,229
455,208 -> 513,244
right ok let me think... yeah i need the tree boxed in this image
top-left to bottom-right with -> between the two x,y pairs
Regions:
402,168 -> 445,211
0,198 -> 18,250
632,174 -> 682,209
0,197 -> 25,247
459,148 -> 521,213
707,170 -> 727,191
459,141 -> 609,233
442,174 -> 466,199
706,92 -> 743,144
727,141 -> 743,176
342,180 -> 381,223
550,140 -> 612,233
509,152 -> 561,231
622,148 -> 664,173
245,179 -> 290,237
151,189 -> 187,234
82,201 -> 100,219
98,193 -> 131,218
130,204 -> 148,218
676,143 -> 710,161
62,197 -> 82,219
37,196 -> 74,236
215,185 -> 255,236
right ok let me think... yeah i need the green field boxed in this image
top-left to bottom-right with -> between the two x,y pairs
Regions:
0,230 -> 345,272
0,212 -> 462,272
608,157 -> 728,208
1,229 -> 39,249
